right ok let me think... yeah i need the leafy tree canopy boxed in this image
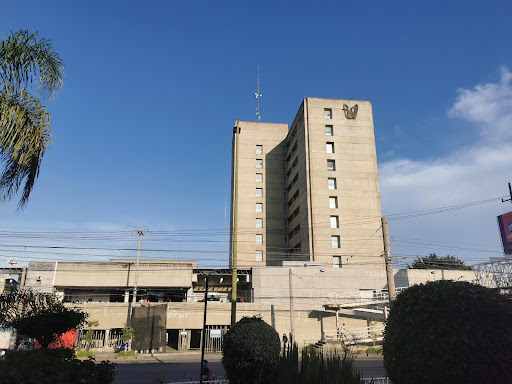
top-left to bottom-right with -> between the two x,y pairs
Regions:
383,281 -> 512,384
222,316 -> 281,384
0,30 -> 63,208
0,289 -> 87,348
408,253 -> 472,270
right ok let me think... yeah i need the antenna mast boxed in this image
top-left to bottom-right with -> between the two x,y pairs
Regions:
255,65 -> 262,122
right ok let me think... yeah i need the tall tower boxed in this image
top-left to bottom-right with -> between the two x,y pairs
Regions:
230,98 -> 384,269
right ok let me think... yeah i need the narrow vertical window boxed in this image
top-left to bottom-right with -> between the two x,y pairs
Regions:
256,218 -> 263,228
333,256 -> 342,268
256,173 -> 263,183
324,108 -> 332,119
256,234 -> 263,245
326,142 -> 334,154
329,197 -> 338,209
331,235 -> 340,248
328,178 -> 337,190
325,125 -> 333,136
256,203 -> 263,213
327,160 -> 335,171
330,216 -> 339,228
256,250 -> 263,262
256,188 -> 263,198
256,145 -> 263,154
256,159 -> 263,168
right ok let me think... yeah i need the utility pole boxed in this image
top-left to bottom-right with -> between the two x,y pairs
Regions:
288,269 -> 294,344
231,121 -> 240,326
502,182 -> 512,203
199,274 -> 209,384
382,217 -> 396,303
129,227 -> 151,305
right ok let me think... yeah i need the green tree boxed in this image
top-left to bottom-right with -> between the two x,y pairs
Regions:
0,30 -> 63,208
82,320 -> 99,350
0,289 -> 87,348
408,253 -> 472,270
222,316 -> 281,384
383,281 -> 512,384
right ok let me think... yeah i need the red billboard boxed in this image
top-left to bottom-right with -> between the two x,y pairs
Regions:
497,211 -> 512,255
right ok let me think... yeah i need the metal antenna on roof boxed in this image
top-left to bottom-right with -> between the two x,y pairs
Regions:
255,65 -> 262,122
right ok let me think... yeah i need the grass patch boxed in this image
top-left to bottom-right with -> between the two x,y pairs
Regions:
75,349 -> 95,358
117,351 -> 136,358
365,346 -> 382,355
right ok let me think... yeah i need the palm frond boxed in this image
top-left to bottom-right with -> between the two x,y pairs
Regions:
0,30 -> 63,100
0,88 -> 51,208
0,29 -> 62,208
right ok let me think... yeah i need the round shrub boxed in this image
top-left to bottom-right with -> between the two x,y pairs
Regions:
222,316 -> 281,384
383,280 -> 512,384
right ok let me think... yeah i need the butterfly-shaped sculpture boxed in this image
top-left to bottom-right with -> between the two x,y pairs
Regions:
342,104 -> 358,119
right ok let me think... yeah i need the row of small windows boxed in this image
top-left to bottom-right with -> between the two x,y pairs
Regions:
287,189 -> 299,207
288,224 -> 300,241
288,206 -> 300,224
287,172 -> 299,192
255,145 -> 264,264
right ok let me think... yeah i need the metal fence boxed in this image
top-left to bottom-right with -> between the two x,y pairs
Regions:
75,328 -> 123,350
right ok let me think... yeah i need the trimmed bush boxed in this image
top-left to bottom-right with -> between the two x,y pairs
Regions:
383,281 -> 512,384
222,316 -> 281,384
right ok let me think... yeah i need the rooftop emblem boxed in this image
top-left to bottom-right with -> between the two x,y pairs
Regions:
343,104 -> 358,119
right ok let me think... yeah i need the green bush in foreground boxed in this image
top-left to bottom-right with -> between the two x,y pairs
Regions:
383,281 -> 512,384
0,348 -> 116,384
222,316 -> 281,384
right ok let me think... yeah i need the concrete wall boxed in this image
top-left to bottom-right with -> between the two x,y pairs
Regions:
231,98 -> 385,268
25,262 -> 57,294
66,301 -> 367,346
230,121 -> 289,267
54,261 -> 194,288
303,98 -> 384,268
252,266 -> 477,311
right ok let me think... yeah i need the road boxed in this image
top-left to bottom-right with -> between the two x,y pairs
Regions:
109,352 -> 385,384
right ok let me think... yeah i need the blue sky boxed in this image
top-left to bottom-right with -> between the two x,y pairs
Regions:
1,0 -> 511,268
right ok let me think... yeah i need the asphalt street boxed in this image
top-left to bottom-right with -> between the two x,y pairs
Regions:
109,352 -> 385,384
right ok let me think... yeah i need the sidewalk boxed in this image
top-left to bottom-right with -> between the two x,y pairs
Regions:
94,350 -> 222,362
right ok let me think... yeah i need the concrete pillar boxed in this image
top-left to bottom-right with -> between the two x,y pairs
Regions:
124,289 -> 130,303
104,329 -> 110,349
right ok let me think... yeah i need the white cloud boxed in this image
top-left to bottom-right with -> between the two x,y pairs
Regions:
379,68 -> 512,266
448,67 -> 512,140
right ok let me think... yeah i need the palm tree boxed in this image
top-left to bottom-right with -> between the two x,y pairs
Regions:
0,30 -> 63,209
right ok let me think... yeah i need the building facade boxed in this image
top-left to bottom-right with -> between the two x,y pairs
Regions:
13,260 -> 477,352
230,98 -> 384,268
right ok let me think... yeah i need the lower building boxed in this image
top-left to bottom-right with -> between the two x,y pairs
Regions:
6,259 -> 477,352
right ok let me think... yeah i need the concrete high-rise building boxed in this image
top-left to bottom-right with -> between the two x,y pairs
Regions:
230,98 -> 384,268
